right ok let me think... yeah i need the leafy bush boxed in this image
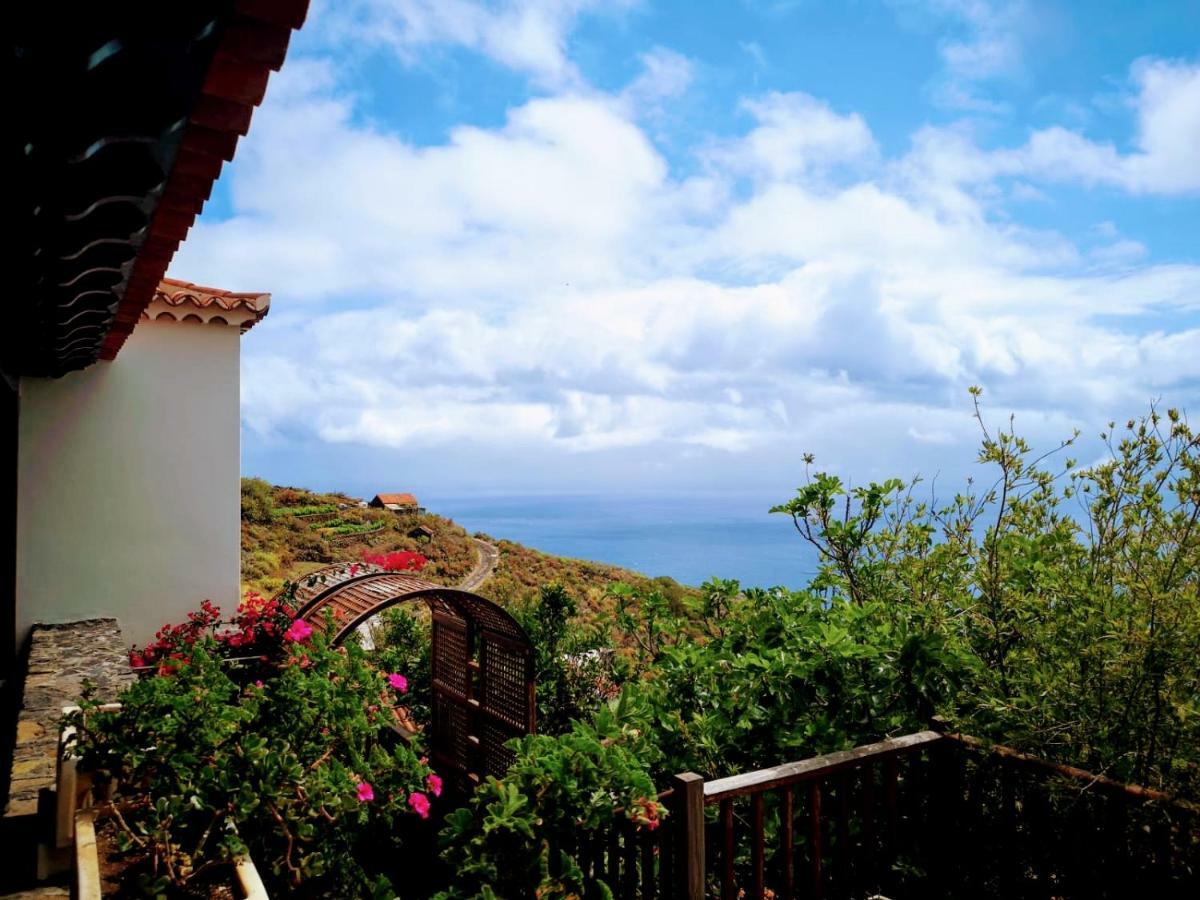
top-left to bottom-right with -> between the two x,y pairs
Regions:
326,521 -> 388,537
605,579 -> 967,781
74,604 -> 439,898
287,526 -> 331,563
127,592 -> 298,674
513,583 -> 614,734
273,504 -> 339,518
769,399 -> 1200,797
375,606 -> 432,729
436,698 -> 664,900
241,477 -> 275,524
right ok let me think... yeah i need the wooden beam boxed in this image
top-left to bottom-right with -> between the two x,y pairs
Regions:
673,773 -> 705,900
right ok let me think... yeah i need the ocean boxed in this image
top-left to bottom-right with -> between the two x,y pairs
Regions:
428,492 -> 822,590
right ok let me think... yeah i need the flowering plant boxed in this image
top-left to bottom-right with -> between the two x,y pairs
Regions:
363,550 -> 428,572
77,604 -> 439,897
128,589 -> 299,675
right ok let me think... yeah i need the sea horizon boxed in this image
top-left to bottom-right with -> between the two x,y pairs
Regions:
427,491 -> 822,591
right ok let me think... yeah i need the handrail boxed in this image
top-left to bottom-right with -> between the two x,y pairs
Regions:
703,730 -> 944,802
942,731 -> 1200,814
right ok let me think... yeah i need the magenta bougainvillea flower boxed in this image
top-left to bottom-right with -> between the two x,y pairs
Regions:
356,782 -> 374,803
284,618 -> 313,643
387,673 -> 409,692
426,773 -> 443,797
363,550 -> 428,572
408,791 -> 431,819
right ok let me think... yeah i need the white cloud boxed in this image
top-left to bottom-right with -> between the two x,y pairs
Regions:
322,0 -> 635,87
621,47 -> 694,111
175,42 -> 1198,481
910,58 -> 1200,196
894,0 -> 1031,112
713,93 -> 879,181
934,0 -> 1025,79
1121,57 -> 1200,193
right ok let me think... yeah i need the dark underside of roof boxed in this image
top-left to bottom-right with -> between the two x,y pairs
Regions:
7,1 -> 307,378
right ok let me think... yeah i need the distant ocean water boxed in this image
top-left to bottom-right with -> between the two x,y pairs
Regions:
429,493 -> 821,590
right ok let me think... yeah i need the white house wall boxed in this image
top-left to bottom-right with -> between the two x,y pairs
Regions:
15,318 -> 242,652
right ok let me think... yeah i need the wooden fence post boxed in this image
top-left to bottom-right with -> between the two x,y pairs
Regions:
673,772 -> 705,900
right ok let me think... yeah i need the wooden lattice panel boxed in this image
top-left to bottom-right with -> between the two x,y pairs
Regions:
274,566 -> 535,783
480,635 -> 532,731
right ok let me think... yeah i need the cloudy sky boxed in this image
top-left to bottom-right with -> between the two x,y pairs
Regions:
173,0 -> 1199,499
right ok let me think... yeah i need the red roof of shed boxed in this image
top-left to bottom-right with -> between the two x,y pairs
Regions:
374,493 -> 419,506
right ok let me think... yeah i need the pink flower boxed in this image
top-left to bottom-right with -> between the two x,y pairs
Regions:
426,773 -> 443,797
408,791 -> 430,819
284,619 -> 313,643
356,782 -> 374,803
387,673 -> 408,693
254,680 -> 264,689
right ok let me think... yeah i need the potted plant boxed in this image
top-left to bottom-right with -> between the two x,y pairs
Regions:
57,701 -> 121,851
74,803 -> 268,899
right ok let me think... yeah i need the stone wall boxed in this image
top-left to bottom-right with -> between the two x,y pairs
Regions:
4,620 -> 131,818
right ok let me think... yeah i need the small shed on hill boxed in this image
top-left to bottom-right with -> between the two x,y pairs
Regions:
370,493 -> 425,515
408,524 -> 434,541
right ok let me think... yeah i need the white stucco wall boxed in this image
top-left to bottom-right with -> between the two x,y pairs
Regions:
15,319 -> 242,652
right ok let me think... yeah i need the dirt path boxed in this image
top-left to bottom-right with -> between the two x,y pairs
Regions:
459,538 -> 499,591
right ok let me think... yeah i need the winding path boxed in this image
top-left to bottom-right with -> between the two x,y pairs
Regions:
459,538 -> 499,591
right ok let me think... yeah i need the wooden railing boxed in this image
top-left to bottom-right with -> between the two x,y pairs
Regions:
565,728 -> 1198,898
557,787 -> 678,898
932,729 -> 1200,900
673,730 -> 944,900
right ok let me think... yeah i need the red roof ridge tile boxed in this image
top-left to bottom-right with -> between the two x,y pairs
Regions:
147,278 -> 271,332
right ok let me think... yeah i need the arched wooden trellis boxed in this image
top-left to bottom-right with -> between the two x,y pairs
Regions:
281,563 -> 535,784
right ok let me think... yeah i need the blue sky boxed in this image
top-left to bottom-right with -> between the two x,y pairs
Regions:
174,0 -> 1199,501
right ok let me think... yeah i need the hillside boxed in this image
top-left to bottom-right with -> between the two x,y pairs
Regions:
240,478 -> 476,597
240,478 -> 694,612
473,536 -> 693,618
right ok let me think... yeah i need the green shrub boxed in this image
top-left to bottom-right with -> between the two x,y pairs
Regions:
436,698 -> 664,900
768,398 -> 1200,797
272,504 -> 339,518
241,477 -> 275,524
73,619 -> 437,897
326,521 -> 387,537
513,584 -> 612,734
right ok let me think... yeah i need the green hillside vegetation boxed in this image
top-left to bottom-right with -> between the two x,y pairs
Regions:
240,479 -> 696,613
473,536 -> 696,616
240,479 -> 475,596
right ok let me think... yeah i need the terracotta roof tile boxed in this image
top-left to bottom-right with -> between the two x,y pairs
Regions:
147,278 -> 270,332
96,1 -> 311,362
375,493 -> 419,506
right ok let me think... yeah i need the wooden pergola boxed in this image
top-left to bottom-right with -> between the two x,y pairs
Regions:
286,563 -> 536,786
